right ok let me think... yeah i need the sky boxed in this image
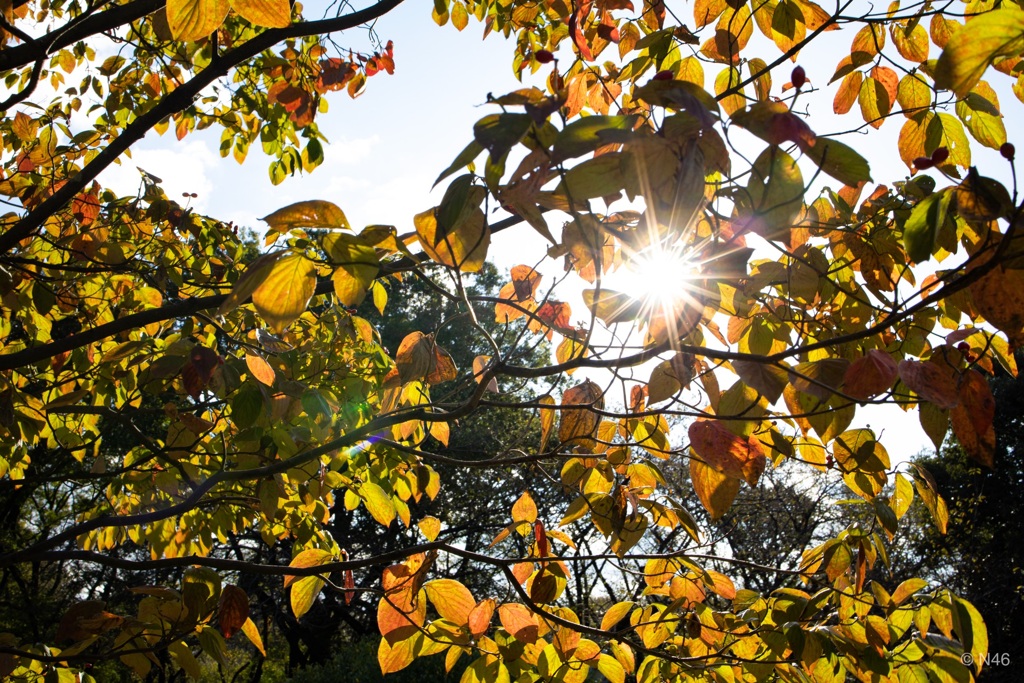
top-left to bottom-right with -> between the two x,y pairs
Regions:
95,1 -> 1021,462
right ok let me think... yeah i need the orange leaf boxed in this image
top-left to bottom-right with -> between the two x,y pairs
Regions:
468,598 -> 496,637
498,603 -> 540,643
688,420 -> 766,486
558,380 -> 605,449
245,354 -> 275,386
261,200 -> 349,233
833,71 -> 863,115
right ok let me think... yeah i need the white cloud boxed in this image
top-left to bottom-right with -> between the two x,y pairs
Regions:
98,141 -> 220,212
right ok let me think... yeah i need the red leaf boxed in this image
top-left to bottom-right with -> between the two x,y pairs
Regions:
344,570 -> 355,605
182,346 -> 222,398
898,359 -> 959,409
568,1 -> 594,61
843,350 -> 898,400
687,420 -> 766,487
316,58 -> 356,92
534,520 -> 548,559
218,585 -> 249,639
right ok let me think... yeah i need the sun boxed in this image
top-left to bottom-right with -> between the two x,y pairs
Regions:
608,241 -> 700,308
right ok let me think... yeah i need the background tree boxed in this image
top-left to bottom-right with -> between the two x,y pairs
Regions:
0,0 -> 1020,682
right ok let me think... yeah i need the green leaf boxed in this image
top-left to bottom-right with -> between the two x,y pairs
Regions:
361,482 -> 396,527
473,113 -> 532,160
935,8 -> 1024,97
800,137 -> 872,186
744,147 -> 804,242
903,190 -> 952,263
434,140 -> 483,187
251,254 -> 318,334
551,115 -> 637,163
558,154 -> 625,200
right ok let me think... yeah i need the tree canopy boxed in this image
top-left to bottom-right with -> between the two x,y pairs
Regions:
0,0 -> 1020,681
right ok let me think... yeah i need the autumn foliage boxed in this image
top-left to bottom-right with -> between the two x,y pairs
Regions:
0,0 -> 1019,681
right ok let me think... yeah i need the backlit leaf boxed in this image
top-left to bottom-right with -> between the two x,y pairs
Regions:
512,491 -> 538,524
245,354 -> 275,386
218,585 -> 249,639
955,82 -> 1007,149
262,200 -> 349,232
361,483 -> 396,527
690,458 -> 740,520
414,206 -> 489,272
251,254 -> 317,334
240,618 -> 266,656
424,579 -> 476,625
903,189 -> 952,263
934,8 -> 1024,96
688,420 -> 767,486
558,380 -> 604,450
843,350 -> 898,400
166,0 -> 229,41
291,575 -> 326,619
898,359 -> 960,409
498,603 -> 539,643
230,0 -> 290,28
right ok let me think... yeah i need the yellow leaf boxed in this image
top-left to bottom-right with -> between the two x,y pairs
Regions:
217,251 -> 285,316
251,254 -> 317,334
262,200 -> 349,232
361,482 -> 396,527
166,0 -> 230,42
935,8 -> 1024,97
414,206 -> 490,272
600,601 -> 634,631
284,548 -> 334,588
240,617 -> 266,656
598,654 -> 626,683
538,395 -> 555,452
229,0 -> 291,28
690,459 -> 740,520
511,491 -> 538,524
290,575 -> 326,619
324,233 -> 379,306
245,354 -> 275,386
418,516 -> 441,541
377,635 -> 416,674
424,579 -> 476,625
